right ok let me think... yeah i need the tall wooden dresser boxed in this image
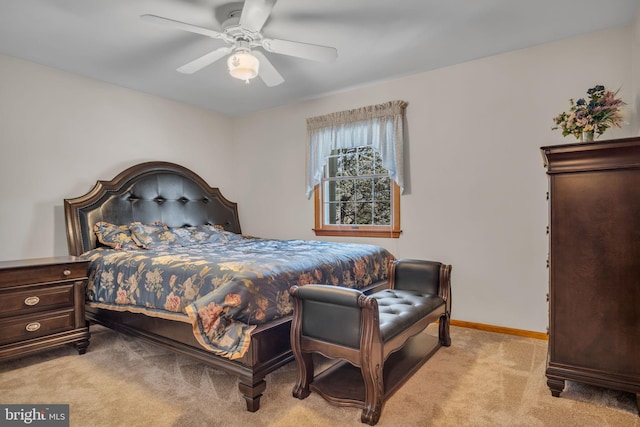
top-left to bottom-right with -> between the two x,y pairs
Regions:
541,136 -> 640,414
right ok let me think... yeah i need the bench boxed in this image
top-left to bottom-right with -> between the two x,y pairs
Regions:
289,259 -> 452,425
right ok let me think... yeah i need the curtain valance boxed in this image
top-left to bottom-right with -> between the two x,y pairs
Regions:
305,100 -> 407,199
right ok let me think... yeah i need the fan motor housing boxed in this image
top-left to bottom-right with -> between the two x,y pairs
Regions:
222,14 -> 261,44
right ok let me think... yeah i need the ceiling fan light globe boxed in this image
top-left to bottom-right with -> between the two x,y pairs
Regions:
227,52 -> 260,81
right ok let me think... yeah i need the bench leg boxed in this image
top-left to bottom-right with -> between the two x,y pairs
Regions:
292,352 -> 314,399
360,355 -> 384,425
439,312 -> 451,347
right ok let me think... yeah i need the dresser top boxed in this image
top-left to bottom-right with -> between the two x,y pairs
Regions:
541,136 -> 640,174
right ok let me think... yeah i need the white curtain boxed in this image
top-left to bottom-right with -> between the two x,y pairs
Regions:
305,100 -> 407,199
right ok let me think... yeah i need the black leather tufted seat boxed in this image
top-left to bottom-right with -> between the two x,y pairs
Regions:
290,259 -> 452,425
373,289 -> 445,342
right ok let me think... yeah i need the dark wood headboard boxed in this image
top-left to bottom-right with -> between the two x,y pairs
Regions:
64,161 -> 241,256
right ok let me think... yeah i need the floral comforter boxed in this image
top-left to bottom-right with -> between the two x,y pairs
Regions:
83,238 -> 394,359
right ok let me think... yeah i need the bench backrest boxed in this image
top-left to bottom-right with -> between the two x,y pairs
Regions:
391,259 -> 441,295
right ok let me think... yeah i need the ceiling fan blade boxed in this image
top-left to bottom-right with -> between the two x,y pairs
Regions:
262,38 -> 337,62
141,14 -> 223,39
253,51 -> 284,87
239,0 -> 277,33
177,47 -> 233,74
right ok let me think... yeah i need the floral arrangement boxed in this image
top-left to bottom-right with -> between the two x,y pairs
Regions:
552,85 -> 626,141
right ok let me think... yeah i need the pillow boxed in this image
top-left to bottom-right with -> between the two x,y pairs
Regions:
170,224 -> 242,246
203,224 -> 243,243
204,225 -> 244,243
93,222 -> 139,250
129,222 -> 174,250
170,226 -> 201,246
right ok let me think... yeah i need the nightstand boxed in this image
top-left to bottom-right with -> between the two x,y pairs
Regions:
0,256 -> 90,361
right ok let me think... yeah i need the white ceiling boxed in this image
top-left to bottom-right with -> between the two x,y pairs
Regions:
0,0 -> 638,117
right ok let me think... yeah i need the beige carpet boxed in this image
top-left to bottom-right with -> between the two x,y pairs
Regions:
1,325 -> 638,427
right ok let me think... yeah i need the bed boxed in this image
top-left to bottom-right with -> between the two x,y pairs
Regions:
64,161 -> 393,411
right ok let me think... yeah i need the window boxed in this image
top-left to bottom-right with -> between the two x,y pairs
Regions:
314,146 -> 401,238
306,100 -> 406,238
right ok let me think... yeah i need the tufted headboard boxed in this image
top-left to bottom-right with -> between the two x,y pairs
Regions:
64,161 -> 242,256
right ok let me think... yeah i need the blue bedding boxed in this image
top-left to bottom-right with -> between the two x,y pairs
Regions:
83,237 -> 394,359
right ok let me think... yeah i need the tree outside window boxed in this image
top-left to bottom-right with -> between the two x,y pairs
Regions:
314,146 -> 400,238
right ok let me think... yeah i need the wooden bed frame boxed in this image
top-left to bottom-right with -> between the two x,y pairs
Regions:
64,161 -> 388,412
64,161 -> 293,412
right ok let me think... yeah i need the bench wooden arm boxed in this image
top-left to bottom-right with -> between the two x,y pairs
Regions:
289,284 -> 373,351
389,258 -> 452,335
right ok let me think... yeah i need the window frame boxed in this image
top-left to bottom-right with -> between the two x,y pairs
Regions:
313,147 -> 401,238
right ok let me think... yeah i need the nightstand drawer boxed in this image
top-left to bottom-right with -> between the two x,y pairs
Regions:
0,283 -> 75,318
0,309 -> 75,345
0,262 -> 87,288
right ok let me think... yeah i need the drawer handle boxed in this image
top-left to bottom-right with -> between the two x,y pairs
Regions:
25,322 -> 41,332
63,269 -> 71,276
24,296 -> 40,306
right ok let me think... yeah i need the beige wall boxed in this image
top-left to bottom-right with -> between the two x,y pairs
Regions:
0,23 -> 637,332
232,26 -> 636,333
0,55 -> 236,261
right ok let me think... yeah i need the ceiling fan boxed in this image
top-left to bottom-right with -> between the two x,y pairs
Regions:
141,0 -> 338,87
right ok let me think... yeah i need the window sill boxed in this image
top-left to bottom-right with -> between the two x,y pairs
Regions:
313,228 -> 402,238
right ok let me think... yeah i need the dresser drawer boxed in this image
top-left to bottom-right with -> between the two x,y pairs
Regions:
0,283 -> 75,318
0,309 -> 76,345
